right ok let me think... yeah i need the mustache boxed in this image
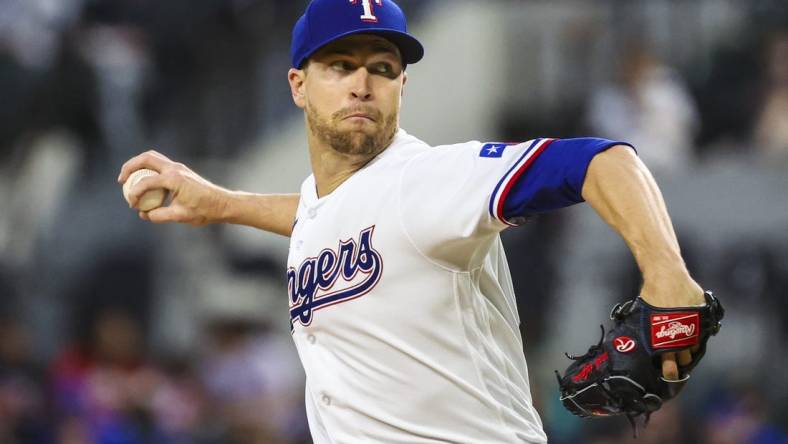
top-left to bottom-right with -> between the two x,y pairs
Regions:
333,107 -> 382,122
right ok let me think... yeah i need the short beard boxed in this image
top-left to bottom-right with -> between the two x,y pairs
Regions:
306,102 -> 398,156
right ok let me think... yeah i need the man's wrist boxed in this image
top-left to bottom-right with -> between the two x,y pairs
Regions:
640,268 -> 705,307
636,247 -> 689,283
216,189 -> 244,224
641,263 -> 691,284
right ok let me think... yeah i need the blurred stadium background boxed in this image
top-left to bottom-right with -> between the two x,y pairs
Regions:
1,0 -> 787,443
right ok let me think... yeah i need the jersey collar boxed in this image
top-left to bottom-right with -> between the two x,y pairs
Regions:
301,128 -> 410,208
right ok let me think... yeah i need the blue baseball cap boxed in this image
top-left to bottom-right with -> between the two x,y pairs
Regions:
291,0 -> 424,69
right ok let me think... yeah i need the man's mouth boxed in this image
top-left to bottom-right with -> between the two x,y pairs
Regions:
343,113 -> 376,122
337,107 -> 379,123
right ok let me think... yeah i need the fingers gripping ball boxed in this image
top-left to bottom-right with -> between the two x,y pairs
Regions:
123,169 -> 168,211
556,291 -> 724,435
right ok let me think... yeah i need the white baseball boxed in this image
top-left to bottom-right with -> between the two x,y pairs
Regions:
123,169 -> 167,211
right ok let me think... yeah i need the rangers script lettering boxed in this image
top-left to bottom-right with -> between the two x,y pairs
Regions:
288,226 -> 383,327
350,0 -> 383,22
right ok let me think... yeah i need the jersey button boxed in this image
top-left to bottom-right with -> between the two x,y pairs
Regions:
307,208 -> 317,219
307,334 -> 316,344
321,394 -> 331,406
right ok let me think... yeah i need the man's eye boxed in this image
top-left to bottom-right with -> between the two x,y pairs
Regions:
371,63 -> 393,74
331,61 -> 354,71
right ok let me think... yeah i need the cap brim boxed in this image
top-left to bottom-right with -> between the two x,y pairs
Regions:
298,28 -> 424,68
367,29 -> 424,65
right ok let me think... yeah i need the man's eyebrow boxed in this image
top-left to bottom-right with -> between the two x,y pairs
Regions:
319,42 -> 400,58
320,48 -> 355,57
370,43 -> 399,56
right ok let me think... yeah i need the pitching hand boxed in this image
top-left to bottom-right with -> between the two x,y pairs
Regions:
118,150 -> 230,226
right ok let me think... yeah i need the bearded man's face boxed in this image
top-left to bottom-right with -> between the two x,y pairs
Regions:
294,34 -> 406,157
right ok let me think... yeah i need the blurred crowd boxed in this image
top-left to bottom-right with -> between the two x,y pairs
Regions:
2,1 -> 315,442
1,0 -> 787,443
0,305 -> 307,444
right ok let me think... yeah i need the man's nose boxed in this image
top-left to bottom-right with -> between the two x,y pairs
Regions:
350,68 -> 373,101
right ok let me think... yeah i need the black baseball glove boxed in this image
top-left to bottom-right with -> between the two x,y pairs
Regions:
556,291 -> 724,433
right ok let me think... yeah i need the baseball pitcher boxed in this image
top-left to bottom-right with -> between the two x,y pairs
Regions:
118,0 -> 722,442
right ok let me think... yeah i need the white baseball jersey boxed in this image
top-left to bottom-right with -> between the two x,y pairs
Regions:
287,129 -> 626,443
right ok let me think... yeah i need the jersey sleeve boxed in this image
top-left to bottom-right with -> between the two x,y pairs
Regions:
398,137 -> 632,269
494,137 -> 635,224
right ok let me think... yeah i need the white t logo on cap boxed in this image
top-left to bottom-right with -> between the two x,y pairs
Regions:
350,0 -> 383,22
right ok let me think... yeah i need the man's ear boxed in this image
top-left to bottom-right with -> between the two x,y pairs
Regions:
288,68 -> 306,108
401,71 -> 408,97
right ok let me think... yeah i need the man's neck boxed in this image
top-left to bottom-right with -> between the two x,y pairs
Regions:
307,135 -> 388,198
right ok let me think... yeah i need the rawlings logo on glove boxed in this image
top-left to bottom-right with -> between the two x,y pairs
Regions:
652,314 -> 698,347
614,336 -> 636,353
556,291 -> 724,435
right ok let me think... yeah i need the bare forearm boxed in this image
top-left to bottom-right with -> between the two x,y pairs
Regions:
119,150 -> 300,236
581,146 -> 704,306
222,192 -> 300,237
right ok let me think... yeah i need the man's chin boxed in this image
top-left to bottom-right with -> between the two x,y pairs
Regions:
333,133 -> 380,156
337,125 -> 378,141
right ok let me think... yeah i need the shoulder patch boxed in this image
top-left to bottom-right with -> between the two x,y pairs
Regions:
480,143 -> 516,158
